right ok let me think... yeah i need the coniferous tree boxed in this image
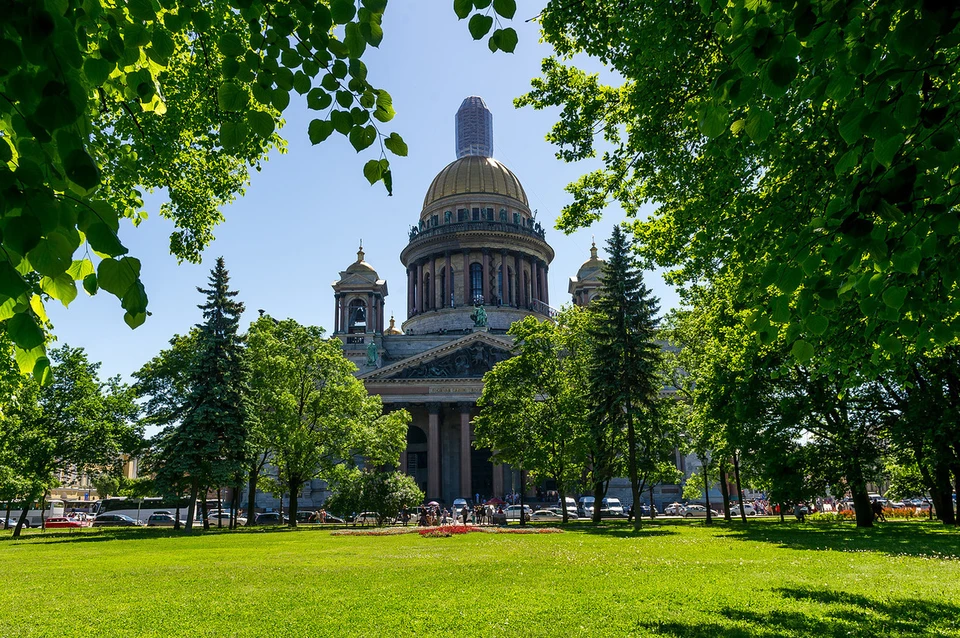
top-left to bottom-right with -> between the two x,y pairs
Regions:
161,257 -> 251,531
587,226 -> 663,529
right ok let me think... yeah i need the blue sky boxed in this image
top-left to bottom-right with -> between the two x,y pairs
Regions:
47,5 -> 679,381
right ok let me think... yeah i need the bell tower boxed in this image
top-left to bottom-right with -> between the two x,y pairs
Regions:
332,244 -> 388,369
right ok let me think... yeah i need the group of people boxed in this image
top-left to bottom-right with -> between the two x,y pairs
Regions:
398,503 -> 508,527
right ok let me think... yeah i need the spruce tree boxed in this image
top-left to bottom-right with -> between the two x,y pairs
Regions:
587,226 -> 662,530
169,257 -> 250,530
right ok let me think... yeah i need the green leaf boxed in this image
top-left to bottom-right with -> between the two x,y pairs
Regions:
64,150 -> 101,190
83,57 -> 114,85
806,314 -> 829,336
384,132 -> 408,156
468,14 -> 494,40
494,27 -> 517,53
330,0 -> 357,23
218,32 -> 246,58
835,148 -> 860,176
217,82 -> 249,111
124,311 -> 147,329
882,286 -> 908,309
454,0 -> 472,19
82,273 -> 98,295
97,257 -> 140,297
220,121 -> 246,150
492,0 -> 516,19
359,20 -> 383,47
121,280 -> 148,315
874,134 -> 904,168
838,110 -> 863,145
85,222 -> 128,257
891,247 -> 921,275
777,266 -> 803,294
344,22 -> 366,58
27,233 -> 74,276
767,57 -> 799,88
698,102 -> 728,138
349,125 -> 377,151
363,159 -> 384,185
247,111 -> 275,138
826,74 -> 855,101
7,313 -> 44,350
4,215 -> 43,255
307,88 -> 333,111
66,259 -> 95,281
744,109 -> 774,143
0,262 -> 29,298
40,273 -> 78,307
879,332 -> 903,354
790,339 -> 814,362
15,345 -> 47,376
308,119 -> 335,144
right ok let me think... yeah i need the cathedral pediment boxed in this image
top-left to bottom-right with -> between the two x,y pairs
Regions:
361,332 -> 513,381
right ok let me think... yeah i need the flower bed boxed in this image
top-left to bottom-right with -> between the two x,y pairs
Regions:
332,525 -> 564,537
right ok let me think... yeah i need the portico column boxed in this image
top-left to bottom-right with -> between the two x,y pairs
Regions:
500,249 -> 508,305
427,255 -> 435,310
481,249 -> 490,304
427,403 -> 441,499
341,295 -> 348,331
543,265 -> 549,307
513,252 -> 521,307
416,260 -> 424,315
367,293 -> 374,332
530,256 -> 539,304
462,249 -> 470,305
460,404 -> 472,498
334,294 -> 341,333
444,251 -> 452,307
407,267 -> 414,318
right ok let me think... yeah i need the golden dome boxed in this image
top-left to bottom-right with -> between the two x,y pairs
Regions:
577,241 -> 604,280
345,246 -> 378,276
422,156 -> 528,210
383,315 -> 403,335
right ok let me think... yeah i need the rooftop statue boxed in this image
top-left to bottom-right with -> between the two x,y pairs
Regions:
366,340 -> 379,366
470,304 -> 487,328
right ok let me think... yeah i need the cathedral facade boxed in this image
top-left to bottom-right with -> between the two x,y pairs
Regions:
331,97 -> 602,504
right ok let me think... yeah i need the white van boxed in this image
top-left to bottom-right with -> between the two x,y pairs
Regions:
578,496 -> 595,516
556,497 -> 578,517
603,497 -> 625,516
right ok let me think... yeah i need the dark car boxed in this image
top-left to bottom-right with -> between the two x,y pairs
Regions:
93,514 -> 142,527
295,511 -> 320,524
146,513 -> 186,527
254,512 -> 288,525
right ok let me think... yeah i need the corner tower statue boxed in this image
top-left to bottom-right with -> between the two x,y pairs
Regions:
331,97 -> 568,505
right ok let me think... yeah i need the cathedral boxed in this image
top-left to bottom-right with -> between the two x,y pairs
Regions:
330,97 -> 604,504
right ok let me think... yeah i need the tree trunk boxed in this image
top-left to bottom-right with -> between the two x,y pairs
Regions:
702,463 -> 713,525
12,499 -> 32,539
4,502 -> 11,532
232,482 -> 242,530
649,485 -> 656,520
591,480 -> 604,524
779,503 -> 784,523
932,463 -> 955,524
200,495 -> 210,531
186,481 -> 198,532
288,479 -> 299,528
557,479 -> 568,525
519,470 -> 527,527
174,505 -> 181,531
953,465 -> 960,527
846,452 -> 873,528
626,408 -> 641,531
733,451 -> 747,523
246,464 -> 260,526
217,487 -> 222,528
39,494 -> 47,532
719,463 -> 731,522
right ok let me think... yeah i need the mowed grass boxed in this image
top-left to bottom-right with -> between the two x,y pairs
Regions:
1,520 -> 959,637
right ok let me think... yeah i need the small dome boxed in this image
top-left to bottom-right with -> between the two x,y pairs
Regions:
346,246 -> 378,276
577,241 -> 604,280
422,156 -> 528,211
383,315 -> 403,335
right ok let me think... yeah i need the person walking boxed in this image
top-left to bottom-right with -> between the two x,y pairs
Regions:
871,499 -> 886,522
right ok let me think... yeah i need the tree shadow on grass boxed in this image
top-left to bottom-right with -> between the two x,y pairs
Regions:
721,521 -> 960,561
563,521 -> 679,539
0,524 -> 335,545
639,587 -> 960,637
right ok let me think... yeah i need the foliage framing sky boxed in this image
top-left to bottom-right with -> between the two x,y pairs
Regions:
47,4 -> 679,381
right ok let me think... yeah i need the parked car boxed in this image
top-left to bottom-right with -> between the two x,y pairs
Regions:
93,514 -> 142,527
578,496 -> 595,517
43,517 -> 84,529
531,509 -> 564,521
295,511 -> 321,524
323,514 -> 346,524
556,497 -> 578,517
207,511 -> 248,526
729,504 -> 757,516
636,503 -> 658,516
146,514 -> 185,527
603,498 -> 625,516
663,502 -> 685,516
503,505 -> 533,521
353,512 -> 380,525
254,512 -> 288,525
683,505 -> 718,518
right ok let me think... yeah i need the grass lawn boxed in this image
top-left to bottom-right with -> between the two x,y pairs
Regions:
1,519 -> 958,637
